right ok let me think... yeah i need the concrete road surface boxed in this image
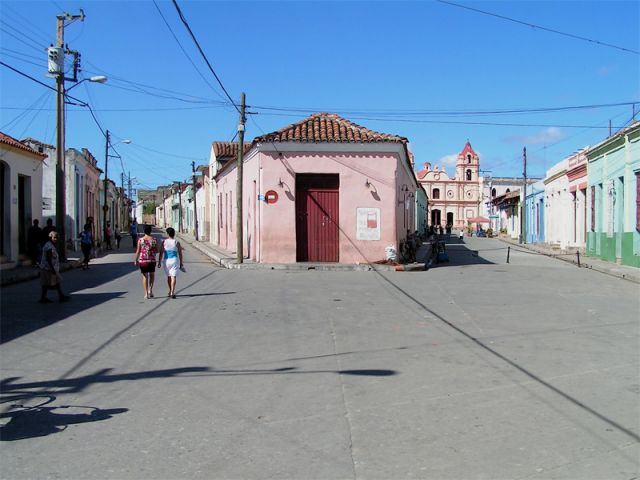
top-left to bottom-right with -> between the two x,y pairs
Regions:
1,236 -> 638,479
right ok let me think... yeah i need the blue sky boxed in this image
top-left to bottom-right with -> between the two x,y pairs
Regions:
1,0 -> 638,193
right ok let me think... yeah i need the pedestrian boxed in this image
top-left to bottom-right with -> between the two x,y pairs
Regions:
41,218 -> 56,246
27,219 -> 42,265
134,224 -> 158,299
105,222 -> 113,250
158,227 -> 184,299
114,225 -> 122,249
458,229 -> 464,240
438,224 -> 444,236
130,220 -> 138,249
38,231 -> 70,303
79,223 -> 93,270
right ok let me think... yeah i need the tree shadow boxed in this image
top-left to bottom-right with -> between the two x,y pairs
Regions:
416,241 -> 495,268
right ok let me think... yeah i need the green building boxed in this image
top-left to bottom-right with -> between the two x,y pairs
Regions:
586,122 -> 639,267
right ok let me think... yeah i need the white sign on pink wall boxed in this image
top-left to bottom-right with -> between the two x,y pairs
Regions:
356,207 -> 381,241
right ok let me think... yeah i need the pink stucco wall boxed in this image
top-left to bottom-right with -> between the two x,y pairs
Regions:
215,145 -> 416,264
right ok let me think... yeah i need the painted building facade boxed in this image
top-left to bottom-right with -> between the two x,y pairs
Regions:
566,149 -> 589,248
586,122 -> 640,267
482,177 -> 538,234
0,132 -> 45,263
416,141 -> 482,229
543,158 -> 570,248
524,180 -> 545,244
214,113 -> 418,264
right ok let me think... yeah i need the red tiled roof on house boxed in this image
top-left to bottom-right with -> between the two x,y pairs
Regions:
0,132 -> 46,159
213,142 -> 251,159
253,113 -> 408,144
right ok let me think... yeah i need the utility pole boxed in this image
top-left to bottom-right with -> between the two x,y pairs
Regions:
53,10 -> 84,260
127,172 -> 132,225
236,92 -> 246,263
178,181 -> 183,233
521,147 -> 527,244
102,129 -> 111,248
191,161 -> 199,240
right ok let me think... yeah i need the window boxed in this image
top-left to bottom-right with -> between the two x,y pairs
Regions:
467,154 -> 471,164
466,169 -> 472,181
432,188 -> 440,199
491,188 -> 496,197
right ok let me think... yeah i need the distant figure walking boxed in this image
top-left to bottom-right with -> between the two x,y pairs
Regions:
105,222 -> 113,250
130,220 -> 138,249
79,224 -> 93,270
114,225 -> 122,249
27,219 -> 42,265
158,227 -> 184,299
134,225 -> 157,299
39,231 -> 70,303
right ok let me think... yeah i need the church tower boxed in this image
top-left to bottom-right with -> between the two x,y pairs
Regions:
456,140 -> 480,182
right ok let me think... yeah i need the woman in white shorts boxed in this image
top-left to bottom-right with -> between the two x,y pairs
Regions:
158,227 -> 184,299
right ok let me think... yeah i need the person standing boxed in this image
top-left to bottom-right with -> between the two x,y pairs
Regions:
158,227 -> 184,299
27,219 -> 42,265
79,224 -> 93,270
105,222 -> 113,250
134,225 -> 158,299
41,218 -> 56,246
114,225 -> 122,249
39,231 -> 70,303
130,220 -> 138,249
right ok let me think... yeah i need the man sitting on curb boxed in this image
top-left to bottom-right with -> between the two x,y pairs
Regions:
39,231 -> 70,304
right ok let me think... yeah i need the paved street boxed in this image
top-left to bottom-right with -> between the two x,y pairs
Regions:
1,236 -> 638,479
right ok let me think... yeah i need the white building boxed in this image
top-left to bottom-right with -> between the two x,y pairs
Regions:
0,132 -> 45,264
544,158 -> 571,249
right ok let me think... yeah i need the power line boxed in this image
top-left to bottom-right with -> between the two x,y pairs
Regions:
436,0 -> 640,55
152,0 -> 229,105
171,0 -> 240,113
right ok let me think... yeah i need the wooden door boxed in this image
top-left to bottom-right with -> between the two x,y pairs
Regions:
296,175 -> 339,262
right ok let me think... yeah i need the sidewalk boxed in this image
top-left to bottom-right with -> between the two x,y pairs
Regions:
176,232 -> 408,272
0,237 -> 135,287
498,236 -> 640,284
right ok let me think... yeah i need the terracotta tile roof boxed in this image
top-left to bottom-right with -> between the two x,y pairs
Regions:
253,113 -> 408,144
0,132 -> 46,159
460,140 -> 477,158
213,142 -> 251,159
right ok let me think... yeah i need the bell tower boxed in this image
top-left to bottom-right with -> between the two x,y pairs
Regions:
456,140 -> 479,182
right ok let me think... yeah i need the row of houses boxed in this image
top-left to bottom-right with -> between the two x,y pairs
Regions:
148,114 -> 638,268
154,113 -> 427,264
490,122 -> 639,268
0,132 -> 133,265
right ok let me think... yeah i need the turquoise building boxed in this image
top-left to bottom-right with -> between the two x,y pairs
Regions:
586,122 -> 639,267
524,180 -> 545,244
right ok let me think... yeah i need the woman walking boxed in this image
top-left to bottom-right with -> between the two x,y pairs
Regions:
158,227 -> 183,299
134,225 -> 158,299
79,223 -> 93,270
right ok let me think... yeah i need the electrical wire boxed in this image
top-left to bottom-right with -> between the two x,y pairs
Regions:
152,0 -> 229,105
436,0 -> 639,55
171,0 -> 240,113
0,27 -> 43,54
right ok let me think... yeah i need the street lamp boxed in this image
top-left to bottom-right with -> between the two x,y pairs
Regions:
56,72 -> 107,260
102,131 -> 130,249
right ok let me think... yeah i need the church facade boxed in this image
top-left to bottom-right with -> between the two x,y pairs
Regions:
416,141 -> 483,229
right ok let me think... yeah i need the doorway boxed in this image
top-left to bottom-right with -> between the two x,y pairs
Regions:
431,209 -> 441,226
296,174 -> 339,262
446,212 -> 454,227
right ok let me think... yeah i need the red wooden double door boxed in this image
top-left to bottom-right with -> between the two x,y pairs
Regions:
296,174 -> 339,262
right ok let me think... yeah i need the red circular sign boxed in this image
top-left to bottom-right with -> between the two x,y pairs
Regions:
265,190 -> 279,204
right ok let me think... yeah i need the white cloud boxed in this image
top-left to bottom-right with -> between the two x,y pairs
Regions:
505,127 -> 565,145
438,154 -> 458,168
597,65 -> 613,76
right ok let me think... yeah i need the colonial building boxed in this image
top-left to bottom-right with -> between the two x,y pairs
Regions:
213,113 -> 418,264
586,122 -> 639,267
0,132 -> 45,264
416,141 -> 482,229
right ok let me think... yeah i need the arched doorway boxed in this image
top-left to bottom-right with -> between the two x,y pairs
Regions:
446,212 -> 454,227
431,209 -> 441,226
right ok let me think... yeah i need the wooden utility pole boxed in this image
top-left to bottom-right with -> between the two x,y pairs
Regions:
236,93 -> 246,263
102,129 -> 111,248
191,161 -> 199,240
178,181 -> 183,233
521,147 -> 527,244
